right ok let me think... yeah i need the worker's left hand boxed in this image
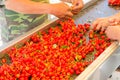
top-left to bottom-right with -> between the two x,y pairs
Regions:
92,17 -> 110,31
71,0 -> 84,15
92,15 -> 120,31
105,25 -> 120,42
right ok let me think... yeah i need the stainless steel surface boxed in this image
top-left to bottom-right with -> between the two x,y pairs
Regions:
0,0 -> 120,80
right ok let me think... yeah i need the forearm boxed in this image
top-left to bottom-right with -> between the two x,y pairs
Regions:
5,0 -> 74,18
60,0 -> 73,3
5,0 -> 51,14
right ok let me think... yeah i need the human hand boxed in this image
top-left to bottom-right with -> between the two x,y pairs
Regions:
108,15 -> 120,25
105,25 -> 120,42
92,15 -> 120,31
71,0 -> 84,15
49,2 -> 73,19
92,17 -> 111,31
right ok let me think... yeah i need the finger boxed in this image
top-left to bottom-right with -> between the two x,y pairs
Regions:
72,12 -> 78,15
72,6 -> 82,11
96,23 -> 102,30
114,21 -> 119,25
72,0 -> 83,10
72,0 -> 78,6
114,18 -> 120,24
105,29 -> 108,37
108,18 -> 115,23
71,10 -> 79,15
108,18 -> 120,26
72,9 -> 80,12
92,20 -> 100,29
101,23 -> 108,31
68,7 -> 72,12
64,16 -> 71,20
63,15 -> 71,20
60,15 -> 68,19
101,26 -> 107,31
66,11 -> 73,17
73,0 -> 84,7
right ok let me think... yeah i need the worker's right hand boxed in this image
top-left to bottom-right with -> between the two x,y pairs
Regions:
71,0 -> 84,15
105,25 -> 120,42
49,2 -> 73,19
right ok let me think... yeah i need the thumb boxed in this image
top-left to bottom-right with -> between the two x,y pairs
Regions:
66,11 -> 73,17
